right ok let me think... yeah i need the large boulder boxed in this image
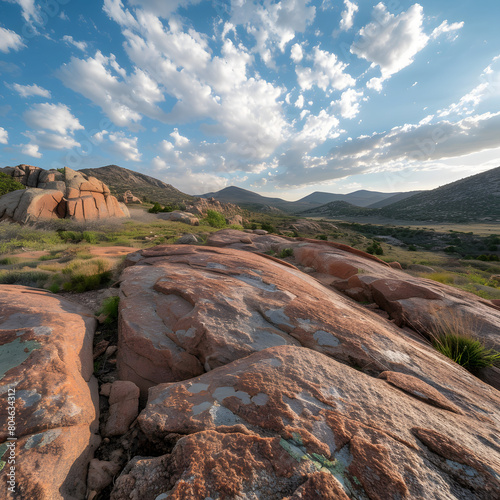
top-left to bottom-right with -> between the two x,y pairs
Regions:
0,285 -> 100,499
0,188 -> 65,223
0,165 -> 129,222
111,343 -> 500,499
206,230 -> 500,352
157,210 -> 199,225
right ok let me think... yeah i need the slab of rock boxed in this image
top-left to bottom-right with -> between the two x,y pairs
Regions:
157,210 -> 200,225
206,230 -> 500,352
0,188 -> 65,223
111,345 -> 500,499
0,285 -> 99,500
103,381 -> 140,437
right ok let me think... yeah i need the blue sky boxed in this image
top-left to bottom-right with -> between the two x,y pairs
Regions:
0,0 -> 499,199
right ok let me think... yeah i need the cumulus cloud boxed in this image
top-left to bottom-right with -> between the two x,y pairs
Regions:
351,3 -> 429,89
62,35 -> 88,52
276,111 -> 500,187
339,0 -> 358,32
24,102 -> 83,135
230,0 -> 316,64
294,109 -> 340,149
290,42 -> 303,63
0,26 -> 25,53
22,142 -> 41,158
170,128 -> 190,147
296,46 -> 355,91
335,88 -> 364,119
0,127 -> 8,144
126,0 -> 202,18
295,94 -> 304,109
58,50 -> 167,128
431,20 -> 464,40
10,82 -> 51,98
5,0 -> 43,26
108,132 -> 141,162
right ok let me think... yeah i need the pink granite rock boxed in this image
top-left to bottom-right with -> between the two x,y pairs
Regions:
0,285 -> 99,500
104,381 -> 140,437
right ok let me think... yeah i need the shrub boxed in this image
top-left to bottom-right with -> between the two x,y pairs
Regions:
97,296 -> 120,324
0,172 -> 25,196
148,202 -> 163,213
260,222 -> 275,233
83,231 -> 98,244
206,210 -> 226,228
279,248 -> 294,258
316,234 -> 328,241
366,240 -> 383,255
421,314 -> 500,373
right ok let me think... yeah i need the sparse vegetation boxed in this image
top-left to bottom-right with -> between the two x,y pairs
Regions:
279,248 -> 294,259
97,296 -> 120,324
0,172 -> 25,196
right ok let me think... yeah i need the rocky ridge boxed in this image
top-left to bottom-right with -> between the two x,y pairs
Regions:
0,164 -> 129,222
1,230 -> 499,499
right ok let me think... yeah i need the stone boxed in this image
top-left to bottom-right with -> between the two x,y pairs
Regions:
0,165 -> 129,222
225,214 -> 243,226
388,261 -> 403,269
409,264 -> 436,273
0,285 -> 99,500
87,458 -> 121,493
175,233 -> 200,244
157,210 -> 200,225
111,344 -> 500,499
206,230 -> 500,352
104,381 -> 140,437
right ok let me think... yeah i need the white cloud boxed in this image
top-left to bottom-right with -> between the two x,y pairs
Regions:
0,27 -> 25,53
290,43 -> 303,63
58,50 -> 167,128
339,0 -> 358,32
126,0 -> 202,18
230,0 -> 316,65
294,109 -> 340,148
23,130 -> 81,150
170,128 -> 189,147
92,130 -> 108,144
336,88 -> 364,119
431,20 -> 464,40
62,35 -> 88,52
295,94 -> 304,109
6,0 -> 43,26
439,55 -> 500,117
10,82 -> 51,98
22,143 -> 41,158
24,102 -> 83,135
351,3 -> 429,89
296,46 -> 355,91
108,132 -> 141,162
276,111 -> 500,187
0,127 -> 8,144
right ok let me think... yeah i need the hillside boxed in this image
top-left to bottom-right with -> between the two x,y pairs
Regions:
380,167 -> 500,222
79,165 -> 194,205
300,200 -> 377,217
367,190 -> 423,209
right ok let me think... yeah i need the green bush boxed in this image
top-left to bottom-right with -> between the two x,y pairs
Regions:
433,334 -> 500,372
366,240 -> 383,255
83,231 -> 98,244
260,222 -> 275,233
97,296 -> 120,324
148,202 -> 163,213
279,248 -> 294,258
206,210 -> 226,228
0,172 -> 25,196
315,234 -> 328,241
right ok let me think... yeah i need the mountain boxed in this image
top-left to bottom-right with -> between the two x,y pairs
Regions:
300,200 -> 376,218
379,167 -> 500,222
203,187 -> 406,213
79,165 -> 194,205
367,191 -> 424,209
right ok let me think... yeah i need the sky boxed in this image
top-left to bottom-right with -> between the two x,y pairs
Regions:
0,0 -> 500,199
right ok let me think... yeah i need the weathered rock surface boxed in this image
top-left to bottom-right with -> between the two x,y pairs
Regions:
0,164 -> 129,222
157,210 -> 200,225
111,345 -> 500,499
184,196 -> 241,219
0,285 -> 100,499
103,381 -> 140,437
206,230 -> 500,352
120,190 -> 142,204
119,244 -> 448,397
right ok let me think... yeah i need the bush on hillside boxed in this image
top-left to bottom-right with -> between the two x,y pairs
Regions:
206,210 -> 226,228
0,172 -> 25,196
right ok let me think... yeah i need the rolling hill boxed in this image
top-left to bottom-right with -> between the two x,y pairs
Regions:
79,165 -> 194,205
379,167 -> 500,222
301,167 -> 500,222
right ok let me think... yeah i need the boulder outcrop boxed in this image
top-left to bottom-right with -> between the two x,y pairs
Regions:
206,230 -> 500,352
120,190 -> 142,204
157,210 -> 200,225
0,285 -> 100,499
0,164 -> 129,222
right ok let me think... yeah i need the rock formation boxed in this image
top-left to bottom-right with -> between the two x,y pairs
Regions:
120,190 -> 142,204
184,196 -> 242,219
157,210 -> 200,225
0,285 -> 100,499
0,164 -> 129,222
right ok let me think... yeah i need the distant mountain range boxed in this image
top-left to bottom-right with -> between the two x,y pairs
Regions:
301,167 -> 500,222
79,165 -> 194,205
201,186 -> 415,213
78,164 -> 500,223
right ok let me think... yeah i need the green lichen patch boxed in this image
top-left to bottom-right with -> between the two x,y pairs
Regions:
0,338 -> 42,380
